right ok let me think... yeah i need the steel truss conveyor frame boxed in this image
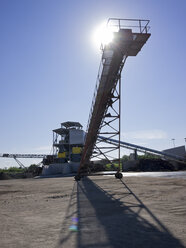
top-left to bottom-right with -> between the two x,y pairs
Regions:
76,19 -> 151,180
0,153 -> 48,168
98,136 -> 186,164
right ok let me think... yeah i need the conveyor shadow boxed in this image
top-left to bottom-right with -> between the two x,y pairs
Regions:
56,182 -> 78,248
76,177 -> 184,248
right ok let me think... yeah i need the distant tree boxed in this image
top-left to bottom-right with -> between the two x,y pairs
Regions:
121,155 -> 129,162
0,167 -> 25,173
138,154 -> 159,160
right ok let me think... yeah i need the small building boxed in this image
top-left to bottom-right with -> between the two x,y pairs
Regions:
42,121 -> 85,176
163,146 -> 186,158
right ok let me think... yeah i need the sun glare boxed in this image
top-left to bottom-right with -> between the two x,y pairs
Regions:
92,22 -> 114,48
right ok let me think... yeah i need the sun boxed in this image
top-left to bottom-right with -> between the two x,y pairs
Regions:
92,22 -> 114,49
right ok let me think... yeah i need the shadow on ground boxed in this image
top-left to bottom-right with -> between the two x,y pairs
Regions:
57,177 -> 184,248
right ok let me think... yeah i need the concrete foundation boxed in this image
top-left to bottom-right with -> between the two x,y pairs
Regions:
70,162 -> 80,173
42,162 -> 80,176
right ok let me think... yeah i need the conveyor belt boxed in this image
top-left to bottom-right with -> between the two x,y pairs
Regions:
98,136 -> 186,163
0,153 -> 47,158
79,19 -> 151,172
0,153 -> 48,168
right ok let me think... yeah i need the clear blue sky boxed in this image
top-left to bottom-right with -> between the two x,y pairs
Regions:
0,0 -> 186,168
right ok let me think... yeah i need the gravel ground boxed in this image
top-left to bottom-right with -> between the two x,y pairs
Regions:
0,175 -> 185,248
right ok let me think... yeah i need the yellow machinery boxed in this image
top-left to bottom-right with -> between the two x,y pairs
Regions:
58,152 -> 67,158
72,147 -> 82,154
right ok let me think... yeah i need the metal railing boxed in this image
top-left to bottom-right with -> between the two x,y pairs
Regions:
86,58 -> 104,132
107,18 -> 150,34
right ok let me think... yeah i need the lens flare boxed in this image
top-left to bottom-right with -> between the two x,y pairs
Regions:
92,22 -> 114,48
69,225 -> 78,232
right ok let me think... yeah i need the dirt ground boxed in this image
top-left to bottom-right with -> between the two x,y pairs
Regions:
0,175 -> 185,248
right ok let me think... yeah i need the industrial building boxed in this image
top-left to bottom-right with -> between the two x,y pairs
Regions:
1,19 -> 185,177
42,121 -> 85,176
163,146 -> 186,159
